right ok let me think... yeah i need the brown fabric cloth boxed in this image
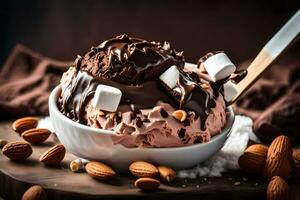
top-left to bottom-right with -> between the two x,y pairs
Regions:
235,60 -> 300,145
0,44 -> 72,119
1,44 -> 300,145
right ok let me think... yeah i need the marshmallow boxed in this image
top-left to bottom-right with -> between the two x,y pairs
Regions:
223,81 -> 238,102
159,65 -> 179,89
203,53 -> 236,82
173,87 -> 182,94
92,84 -> 122,112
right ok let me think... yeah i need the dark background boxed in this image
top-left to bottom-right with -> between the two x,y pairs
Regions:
0,0 -> 300,65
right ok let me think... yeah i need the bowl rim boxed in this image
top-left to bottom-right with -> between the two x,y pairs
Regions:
49,85 -> 235,151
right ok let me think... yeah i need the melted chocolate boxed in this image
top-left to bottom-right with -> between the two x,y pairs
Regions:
230,69 -> 248,84
176,69 -> 213,130
160,108 -> 169,118
79,34 -> 184,85
59,71 -> 98,123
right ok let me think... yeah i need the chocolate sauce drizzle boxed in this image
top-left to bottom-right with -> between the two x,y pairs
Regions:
59,71 -> 98,123
80,34 -> 184,85
176,69 -> 213,130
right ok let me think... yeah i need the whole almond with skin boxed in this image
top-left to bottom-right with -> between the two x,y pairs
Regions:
22,128 -> 51,144
267,176 -> 290,200
238,144 -> 268,174
134,177 -> 160,191
12,117 -> 38,134
22,185 -> 47,200
129,161 -> 159,178
158,166 -> 176,183
86,161 -> 116,180
293,148 -> 300,176
293,148 -> 300,164
264,135 -> 293,181
2,141 -> 32,160
40,144 -> 65,165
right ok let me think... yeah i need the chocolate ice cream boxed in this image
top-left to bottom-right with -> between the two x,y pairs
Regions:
58,34 -> 238,148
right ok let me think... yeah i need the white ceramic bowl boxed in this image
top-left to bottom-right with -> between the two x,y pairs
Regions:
49,85 -> 235,172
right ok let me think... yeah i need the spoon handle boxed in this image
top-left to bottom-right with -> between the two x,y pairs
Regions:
228,9 -> 300,105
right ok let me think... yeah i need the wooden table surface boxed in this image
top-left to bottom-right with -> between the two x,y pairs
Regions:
0,120 -> 299,200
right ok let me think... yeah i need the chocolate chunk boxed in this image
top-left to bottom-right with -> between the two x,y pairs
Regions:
194,138 -> 201,144
183,120 -> 190,127
178,128 -> 186,138
135,117 -> 143,128
130,112 -> 137,121
142,118 -> 150,123
160,108 -> 168,118
230,69 -> 248,84
183,138 -> 190,144
115,112 -> 122,124
130,104 -> 142,114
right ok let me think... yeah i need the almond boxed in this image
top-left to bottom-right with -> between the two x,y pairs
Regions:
267,176 -> 290,200
22,185 -> 47,200
86,161 -> 116,180
134,177 -> 160,191
12,117 -> 38,134
40,144 -> 66,165
264,135 -> 293,181
21,128 -> 51,144
293,148 -> 300,164
172,110 -> 187,122
129,161 -> 159,178
158,166 -> 176,183
238,144 -> 268,174
2,141 -> 32,160
293,148 -> 300,176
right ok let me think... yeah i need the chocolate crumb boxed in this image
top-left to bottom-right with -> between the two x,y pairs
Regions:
160,108 -> 168,118
115,112 -> 122,124
178,128 -> 186,138
135,117 -> 143,128
130,104 -> 142,114
142,118 -> 150,123
183,119 -> 190,127
183,138 -> 190,144
194,138 -> 201,144
130,112 -> 137,121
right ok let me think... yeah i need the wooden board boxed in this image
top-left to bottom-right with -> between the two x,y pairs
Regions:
0,120 -> 299,200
